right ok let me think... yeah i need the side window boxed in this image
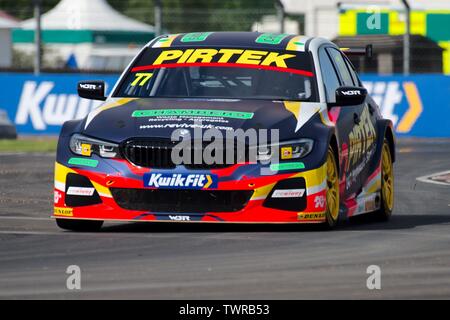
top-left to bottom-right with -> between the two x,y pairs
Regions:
343,56 -> 361,86
319,48 -> 341,103
327,48 -> 355,86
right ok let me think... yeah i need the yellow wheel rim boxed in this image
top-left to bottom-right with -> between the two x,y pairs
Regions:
381,143 -> 394,211
326,149 -> 340,221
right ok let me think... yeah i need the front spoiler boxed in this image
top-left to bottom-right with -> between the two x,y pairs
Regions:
53,161 -> 328,224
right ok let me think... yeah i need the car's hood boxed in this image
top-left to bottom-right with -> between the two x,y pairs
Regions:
81,98 -> 321,143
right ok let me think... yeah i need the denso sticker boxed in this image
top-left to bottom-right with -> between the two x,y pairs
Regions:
143,173 -> 218,189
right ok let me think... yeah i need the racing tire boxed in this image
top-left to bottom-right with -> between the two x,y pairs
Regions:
322,146 -> 340,230
56,218 -> 104,232
374,139 -> 394,221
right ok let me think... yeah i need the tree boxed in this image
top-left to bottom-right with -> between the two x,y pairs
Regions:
0,0 -> 276,32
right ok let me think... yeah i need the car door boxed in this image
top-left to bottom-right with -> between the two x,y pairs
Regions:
341,54 -> 380,190
319,46 -> 366,197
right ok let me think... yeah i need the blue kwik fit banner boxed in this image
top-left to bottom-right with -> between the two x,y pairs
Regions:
0,73 -> 449,137
0,73 -> 119,135
361,74 -> 450,137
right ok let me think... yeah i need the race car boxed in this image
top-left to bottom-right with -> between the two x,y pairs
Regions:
54,32 -> 395,231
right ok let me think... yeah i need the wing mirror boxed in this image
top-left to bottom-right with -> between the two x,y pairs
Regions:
334,86 -> 367,106
77,81 -> 107,101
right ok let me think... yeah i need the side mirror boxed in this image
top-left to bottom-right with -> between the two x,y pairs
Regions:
335,86 -> 367,106
77,81 -> 106,101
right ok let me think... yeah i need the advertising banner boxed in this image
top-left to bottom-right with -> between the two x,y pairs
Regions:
0,73 -> 449,137
362,74 -> 450,138
0,73 -> 119,135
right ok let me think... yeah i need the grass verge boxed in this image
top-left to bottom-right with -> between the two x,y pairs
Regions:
0,138 -> 58,153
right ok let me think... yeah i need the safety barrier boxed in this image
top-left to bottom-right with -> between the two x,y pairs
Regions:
0,73 -> 449,137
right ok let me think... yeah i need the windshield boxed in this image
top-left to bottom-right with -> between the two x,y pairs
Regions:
114,47 -> 317,101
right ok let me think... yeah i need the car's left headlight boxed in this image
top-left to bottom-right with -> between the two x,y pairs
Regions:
256,139 -> 314,161
69,134 -> 120,158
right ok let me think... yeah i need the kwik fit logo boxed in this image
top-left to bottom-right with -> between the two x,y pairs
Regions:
14,81 -> 104,131
144,173 -> 218,189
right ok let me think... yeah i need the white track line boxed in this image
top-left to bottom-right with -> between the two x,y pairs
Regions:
416,170 -> 450,186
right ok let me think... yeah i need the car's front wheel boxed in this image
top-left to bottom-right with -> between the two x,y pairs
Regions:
56,219 -> 104,232
323,146 -> 340,229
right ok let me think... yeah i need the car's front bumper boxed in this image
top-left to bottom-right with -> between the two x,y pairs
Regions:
53,157 -> 328,224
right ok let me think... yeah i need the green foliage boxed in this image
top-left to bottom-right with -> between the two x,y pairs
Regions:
0,0 -> 276,32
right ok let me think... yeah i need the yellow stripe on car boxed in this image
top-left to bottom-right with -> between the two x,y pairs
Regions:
84,98 -> 137,129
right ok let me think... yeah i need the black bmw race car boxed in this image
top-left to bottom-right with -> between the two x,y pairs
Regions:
54,32 -> 395,231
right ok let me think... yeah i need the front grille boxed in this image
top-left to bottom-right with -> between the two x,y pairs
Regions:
110,188 -> 254,213
122,139 -> 176,169
122,139 -> 249,169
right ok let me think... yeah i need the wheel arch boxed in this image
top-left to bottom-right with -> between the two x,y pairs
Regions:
377,119 -> 396,163
328,133 -> 340,175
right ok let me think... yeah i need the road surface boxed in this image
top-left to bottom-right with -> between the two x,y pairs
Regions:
0,139 -> 449,299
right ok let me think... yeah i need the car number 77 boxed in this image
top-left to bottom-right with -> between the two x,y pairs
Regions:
131,73 -> 153,87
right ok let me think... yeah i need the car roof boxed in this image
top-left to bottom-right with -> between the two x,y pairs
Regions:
146,32 -> 331,52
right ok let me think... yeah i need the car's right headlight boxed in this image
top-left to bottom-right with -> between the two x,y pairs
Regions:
69,134 -> 120,158
256,139 -> 314,161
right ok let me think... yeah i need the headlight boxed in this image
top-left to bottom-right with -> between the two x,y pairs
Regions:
256,139 -> 314,161
69,134 -> 120,158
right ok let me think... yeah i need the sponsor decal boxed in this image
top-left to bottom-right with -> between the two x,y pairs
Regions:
81,143 -> 92,157
341,90 -> 362,95
314,195 -> 326,209
54,207 -> 73,217
131,73 -> 153,87
180,32 -> 213,43
139,123 -> 234,131
54,191 -> 62,204
130,46 -> 314,78
272,189 -> 305,198
297,212 -> 325,220
364,198 -> 377,212
347,107 -> 377,172
255,33 -> 289,45
68,157 -> 99,168
280,146 -> 293,160
270,162 -> 305,171
132,109 -> 254,119
168,215 -> 191,221
67,187 -> 95,197
154,49 -> 295,68
79,84 -> 97,90
143,173 -> 218,189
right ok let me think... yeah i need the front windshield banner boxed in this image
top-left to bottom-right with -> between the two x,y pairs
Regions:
131,48 -> 314,76
116,47 -> 317,101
